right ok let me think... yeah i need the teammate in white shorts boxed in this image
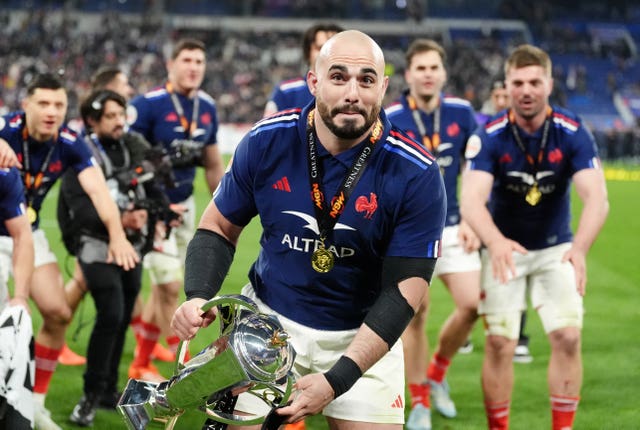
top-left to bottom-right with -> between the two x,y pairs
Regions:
462,44 -> 609,430
385,38 -> 481,429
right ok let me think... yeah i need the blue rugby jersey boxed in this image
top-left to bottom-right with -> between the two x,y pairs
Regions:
386,92 -> 478,226
128,85 -> 219,203
268,77 -> 314,113
215,102 -> 447,330
466,106 -> 601,250
0,112 -> 95,229
0,167 -> 27,236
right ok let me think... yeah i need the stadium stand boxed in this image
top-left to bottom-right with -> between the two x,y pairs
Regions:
0,0 -> 638,159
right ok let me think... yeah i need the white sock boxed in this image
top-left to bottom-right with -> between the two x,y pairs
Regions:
33,392 -> 46,407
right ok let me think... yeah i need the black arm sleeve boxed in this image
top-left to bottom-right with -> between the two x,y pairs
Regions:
184,229 -> 236,300
363,256 -> 437,349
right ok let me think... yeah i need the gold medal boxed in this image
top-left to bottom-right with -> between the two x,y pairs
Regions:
311,246 -> 334,273
26,206 -> 37,224
525,182 -> 542,206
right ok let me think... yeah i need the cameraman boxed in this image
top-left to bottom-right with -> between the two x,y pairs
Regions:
57,90 -> 170,427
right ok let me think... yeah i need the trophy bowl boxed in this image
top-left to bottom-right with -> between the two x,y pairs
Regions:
118,294 -> 296,430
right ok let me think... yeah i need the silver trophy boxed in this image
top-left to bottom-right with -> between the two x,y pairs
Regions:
117,294 -> 296,429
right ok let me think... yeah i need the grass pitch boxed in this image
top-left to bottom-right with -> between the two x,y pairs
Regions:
27,166 -> 640,429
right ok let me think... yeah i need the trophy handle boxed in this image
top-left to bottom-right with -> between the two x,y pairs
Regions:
164,416 -> 179,430
201,374 -> 294,426
175,294 -> 259,374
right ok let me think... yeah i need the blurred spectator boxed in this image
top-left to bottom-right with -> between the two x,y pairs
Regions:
0,5 -> 635,158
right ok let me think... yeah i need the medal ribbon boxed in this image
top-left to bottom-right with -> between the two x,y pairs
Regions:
509,106 -> 552,183
407,94 -> 440,153
21,125 -> 57,209
305,109 -> 383,242
166,82 -> 200,139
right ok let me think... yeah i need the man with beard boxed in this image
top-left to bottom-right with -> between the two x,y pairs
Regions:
171,30 -> 446,429
0,73 -> 139,430
461,44 -> 609,430
127,38 -> 225,381
385,38 -> 480,430
58,90 -> 171,426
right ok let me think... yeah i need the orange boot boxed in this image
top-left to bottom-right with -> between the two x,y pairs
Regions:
151,343 -> 176,362
58,343 -> 86,366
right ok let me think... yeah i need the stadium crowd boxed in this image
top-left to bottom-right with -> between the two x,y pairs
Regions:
0,4 -> 639,160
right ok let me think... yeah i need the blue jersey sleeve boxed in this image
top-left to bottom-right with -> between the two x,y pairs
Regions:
385,161 -> 446,259
465,130 -> 496,174
61,130 -> 95,173
214,132 -> 258,226
462,106 -> 479,153
202,100 -> 219,147
0,168 -> 26,223
128,95 -> 154,142
269,87 -> 285,112
568,122 -> 600,174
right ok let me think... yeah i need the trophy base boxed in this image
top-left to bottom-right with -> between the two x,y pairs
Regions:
118,379 -> 179,430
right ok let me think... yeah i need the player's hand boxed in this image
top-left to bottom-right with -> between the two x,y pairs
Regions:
168,203 -> 188,227
8,296 -> 30,314
106,235 -> 140,270
274,373 -> 335,424
458,220 -> 481,253
0,138 -> 21,168
171,298 -> 217,341
562,246 -> 587,296
486,236 -> 527,284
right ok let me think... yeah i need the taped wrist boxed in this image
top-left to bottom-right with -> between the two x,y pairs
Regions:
324,356 -> 362,398
184,229 -> 235,300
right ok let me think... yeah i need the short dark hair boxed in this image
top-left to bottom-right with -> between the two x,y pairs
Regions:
491,76 -> 506,91
171,38 -> 206,60
405,39 -> 446,68
80,89 -> 126,127
90,66 -> 123,91
302,23 -> 344,64
26,72 -> 64,96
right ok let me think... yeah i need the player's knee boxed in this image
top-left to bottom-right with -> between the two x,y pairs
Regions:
41,302 -> 73,325
485,332 -> 512,350
549,326 -> 581,355
409,301 -> 428,327
457,302 -> 479,322
156,281 -> 181,303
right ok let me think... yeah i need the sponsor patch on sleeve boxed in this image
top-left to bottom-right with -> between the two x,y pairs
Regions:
464,135 -> 482,159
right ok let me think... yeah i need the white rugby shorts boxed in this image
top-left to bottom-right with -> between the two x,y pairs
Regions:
234,284 -> 406,424
479,242 -> 583,339
143,195 -> 195,285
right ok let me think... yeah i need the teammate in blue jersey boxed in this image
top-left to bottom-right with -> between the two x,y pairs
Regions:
263,22 -> 343,117
0,167 -> 33,313
0,73 -> 139,430
127,38 -> 226,380
461,44 -> 609,430
172,30 -> 447,429
385,38 -> 480,429
0,167 -> 34,430
476,77 -> 535,364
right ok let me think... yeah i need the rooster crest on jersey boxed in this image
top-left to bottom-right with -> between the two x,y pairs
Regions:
355,192 -> 378,219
